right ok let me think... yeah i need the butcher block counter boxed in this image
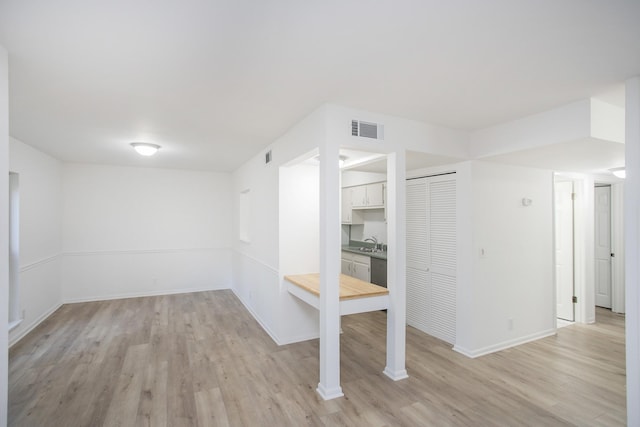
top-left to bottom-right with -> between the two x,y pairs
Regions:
285,273 -> 389,315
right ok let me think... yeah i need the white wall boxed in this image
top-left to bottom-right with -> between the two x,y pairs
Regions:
625,76 -> 640,426
591,98 -> 625,144
455,161 -> 555,356
232,106 -> 326,344
326,104 -> 469,158
62,164 -> 233,301
8,138 -> 63,346
1,43 -> 10,427
278,163 -> 321,341
341,170 -> 387,187
470,100 -> 592,158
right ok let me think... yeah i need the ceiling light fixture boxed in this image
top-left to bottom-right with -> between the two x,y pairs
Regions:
131,142 -> 161,156
610,167 -> 626,179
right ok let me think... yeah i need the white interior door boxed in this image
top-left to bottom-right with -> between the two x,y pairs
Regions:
595,185 -> 612,309
555,180 -> 574,321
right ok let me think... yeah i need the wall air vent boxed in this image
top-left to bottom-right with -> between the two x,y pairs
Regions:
265,150 -> 272,164
351,120 -> 384,140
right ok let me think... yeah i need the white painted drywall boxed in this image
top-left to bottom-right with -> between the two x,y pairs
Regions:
458,161 -> 555,356
470,100 -> 592,158
232,105 -> 326,344
61,164 -> 233,301
278,163 -> 322,342
326,104 -> 469,158
341,171 -> 387,187
279,164 -> 320,275
328,104 -> 469,156
591,98 -> 625,144
8,138 -> 63,346
0,43 -> 9,427
625,76 -> 640,427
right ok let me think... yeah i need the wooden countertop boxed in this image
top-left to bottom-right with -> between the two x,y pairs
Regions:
284,273 -> 389,300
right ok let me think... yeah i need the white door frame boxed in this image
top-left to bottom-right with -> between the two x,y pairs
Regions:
554,179 -> 575,321
554,174 -> 595,324
611,182 -> 625,313
594,185 -> 613,309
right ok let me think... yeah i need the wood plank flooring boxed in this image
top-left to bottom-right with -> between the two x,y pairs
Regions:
9,291 -> 626,426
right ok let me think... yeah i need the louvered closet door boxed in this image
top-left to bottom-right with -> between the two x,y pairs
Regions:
406,175 -> 456,345
406,179 -> 430,333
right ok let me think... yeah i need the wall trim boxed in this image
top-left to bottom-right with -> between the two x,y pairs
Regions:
63,283 -> 230,304
232,248 -> 278,274
279,331 -> 320,345
231,288 -> 283,345
20,253 -> 61,272
452,328 -> 557,358
9,302 -> 63,348
63,247 -> 230,257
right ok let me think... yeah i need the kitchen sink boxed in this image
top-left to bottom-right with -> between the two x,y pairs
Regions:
358,247 -> 374,252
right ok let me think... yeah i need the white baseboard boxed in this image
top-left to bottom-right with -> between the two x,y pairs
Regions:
278,331 -> 320,345
231,288 -> 283,345
383,367 -> 409,381
316,384 -> 344,400
63,283 -> 230,304
453,328 -> 557,358
9,302 -> 63,348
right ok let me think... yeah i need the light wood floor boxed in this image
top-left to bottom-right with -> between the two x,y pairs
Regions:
9,291 -> 626,426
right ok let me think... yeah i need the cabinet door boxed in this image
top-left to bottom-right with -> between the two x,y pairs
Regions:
351,186 -> 367,207
341,258 -> 352,276
341,188 -> 352,223
366,183 -> 385,207
352,261 -> 371,282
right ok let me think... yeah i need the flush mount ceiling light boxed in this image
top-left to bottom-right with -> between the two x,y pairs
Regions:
610,167 -> 626,179
130,142 -> 161,156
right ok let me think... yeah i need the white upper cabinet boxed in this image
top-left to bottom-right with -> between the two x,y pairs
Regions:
341,188 -> 363,224
366,183 -> 385,207
351,185 -> 367,208
348,182 -> 385,209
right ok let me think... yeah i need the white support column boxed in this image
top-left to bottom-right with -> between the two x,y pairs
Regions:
625,76 -> 640,427
384,151 -> 408,380
0,44 -> 9,427
316,139 -> 343,400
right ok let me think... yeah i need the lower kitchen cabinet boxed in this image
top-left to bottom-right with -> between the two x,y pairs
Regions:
341,251 -> 371,282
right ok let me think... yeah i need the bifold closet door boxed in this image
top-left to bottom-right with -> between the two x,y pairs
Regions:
406,175 -> 456,344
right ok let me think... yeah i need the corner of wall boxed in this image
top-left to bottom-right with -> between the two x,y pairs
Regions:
1,42 -> 10,427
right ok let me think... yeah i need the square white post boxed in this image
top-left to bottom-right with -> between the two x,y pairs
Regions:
384,151 -> 408,380
625,76 -> 640,427
317,139 -> 343,399
0,44 -> 9,427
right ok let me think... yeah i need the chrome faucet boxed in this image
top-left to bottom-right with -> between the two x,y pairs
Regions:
364,236 -> 378,251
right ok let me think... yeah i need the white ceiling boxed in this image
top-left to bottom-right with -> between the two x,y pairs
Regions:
1,1 -> 639,172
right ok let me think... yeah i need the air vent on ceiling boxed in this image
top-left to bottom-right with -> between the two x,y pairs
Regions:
351,120 -> 384,140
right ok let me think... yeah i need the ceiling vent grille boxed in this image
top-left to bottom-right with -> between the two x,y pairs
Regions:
351,120 -> 384,140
